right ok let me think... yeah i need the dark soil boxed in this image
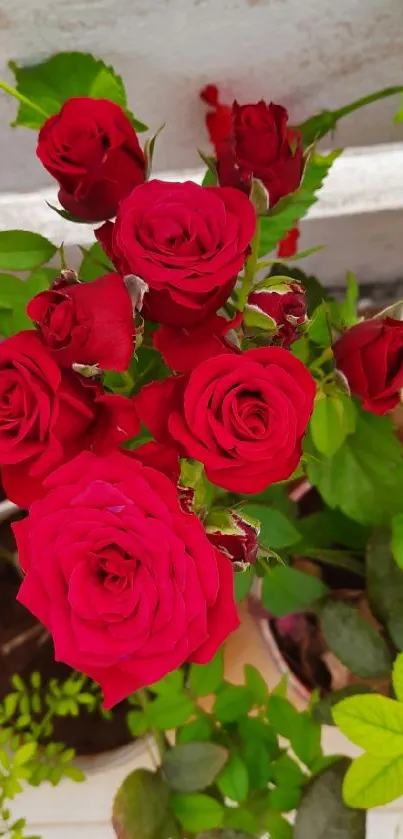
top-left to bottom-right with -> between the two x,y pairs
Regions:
0,510 -> 134,756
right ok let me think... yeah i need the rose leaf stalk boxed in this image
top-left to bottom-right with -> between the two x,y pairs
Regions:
0,79 -> 49,119
137,688 -> 167,763
237,224 -> 261,311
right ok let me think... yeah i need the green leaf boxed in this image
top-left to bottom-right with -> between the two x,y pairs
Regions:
310,391 -> 356,457
190,651 -> 224,697
14,742 -> 37,765
162,742 -> 228,793
63,765 -> 86,783
197,833 -> 252,839
213,685 -> 254,723
338,272 -> 359,328
146,693 -> 195,730
234,567 -> 255,603
312,685 -> 373,726
366,526 -> 403,648
112,769 -> 170,839
258,149 -> 341,257
272,754 -> 306,788
391,513 -> 403,569
144,125 -> 165,178
0,231 -> 56,271
242,740 -> 272,790
8,52 -> 147,132
244,664 -> 268,705
262,566 -> 328,617
269,784 -> 302,812
306,408 -> 403,525
267,694 -> 301,738
395,94 -> 403,124
268,696 -> 321,767
216,755 -> 249,803
202,168 -> 218,186
307,302 -> 332,346
393,652 -> 403,702
241,504 -> 300,550
342,752 -> 403,809
294,760 -> 366,838
238,716 -> 281,759
333,694 -> 403,756
320,600 -> 392,679
126,710 -> 148,737
177,715 -> 213,745
172,793 -> 224,833
149,670 -> 184,696
265,814 -> 293,839
79,242 -> 114,282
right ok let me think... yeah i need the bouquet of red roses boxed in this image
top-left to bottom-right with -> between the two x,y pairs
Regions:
1,52 -> 403,730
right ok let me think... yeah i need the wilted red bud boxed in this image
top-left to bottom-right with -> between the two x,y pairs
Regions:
206,510 -> 259,567
246,280 -> 307,347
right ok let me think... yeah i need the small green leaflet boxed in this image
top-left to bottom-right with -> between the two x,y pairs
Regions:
319,600 -> 392,679
306,408 -> 403,525
342,753 -> 403,809
258,149 -> 341,258
171,794 -> 224,833
0,231 -> 56,272
333,694 -> 403,756
262,565 -> 328,617
310,391 -> 356,458
241,503 -> 300,550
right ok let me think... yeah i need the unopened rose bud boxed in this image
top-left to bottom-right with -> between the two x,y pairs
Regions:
245,280 -> 307,347
205,510 -> 259,567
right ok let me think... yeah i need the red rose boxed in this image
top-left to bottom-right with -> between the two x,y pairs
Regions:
246,280 -> 307,347
0,331 -> 138,507
96,180 -> 256,327
15,450 -> 239,707
37,98 -> 145,221
27,273 -> 133,371
333,317 -> 403,415
153,312 -> 242,373
135,347 -> 316,493
202,90 -> 303,206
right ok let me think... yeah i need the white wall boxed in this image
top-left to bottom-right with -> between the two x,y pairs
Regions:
0,0 -> 403,192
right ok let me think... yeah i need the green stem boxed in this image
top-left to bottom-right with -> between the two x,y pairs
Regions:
0,79 -> 49,118
58,244 -> 66,271
137,689 -> 166,762
238,224 -> 261,311
333,86 -> 403,122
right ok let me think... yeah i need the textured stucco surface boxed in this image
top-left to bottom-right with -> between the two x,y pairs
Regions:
0,0 -> 402,192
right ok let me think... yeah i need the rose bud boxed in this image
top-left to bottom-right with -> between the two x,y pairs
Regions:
27,272 -> 134,372
205,510 -> 259,567
37,97 -> 146,221
333,317 -> 403,416
202,89 -> 303,206
245,280 -> 307,346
